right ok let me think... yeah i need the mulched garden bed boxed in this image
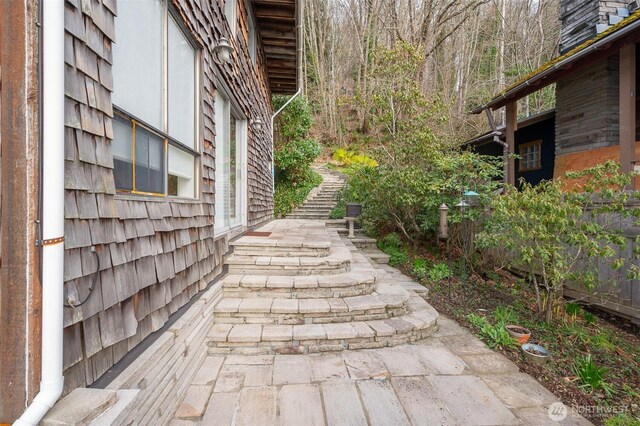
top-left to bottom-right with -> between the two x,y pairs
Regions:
393,245 -> 640,426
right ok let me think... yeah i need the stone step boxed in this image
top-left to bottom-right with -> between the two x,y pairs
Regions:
292,210 -> 334,215
363,249 -> 390,264
349,237 -> 377,250
302,203 -> 337,208
230,238 -> 330,258
336,228 -> 366,236
325,219 -> 347,228
213,289 -> 409,325
221,272 -> 376,299
206,294 -> 439,355
295,206 -> 334,212
226,253 -> 350,275
286,214 -> 332,220
293,211 -> 334,216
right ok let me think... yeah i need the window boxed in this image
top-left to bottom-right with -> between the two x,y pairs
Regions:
225,0 -> 237,37
112,0 -> 198,198
215,90 -> 247,233
519,141 -> 542,172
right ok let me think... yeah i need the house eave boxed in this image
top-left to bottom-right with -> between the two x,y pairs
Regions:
252,0 -> 299,94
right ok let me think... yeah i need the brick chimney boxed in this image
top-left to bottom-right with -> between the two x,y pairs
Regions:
559,0 -> 630,54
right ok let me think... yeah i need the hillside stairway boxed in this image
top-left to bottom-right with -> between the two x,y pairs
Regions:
286,166 -> 346,219
208,219 -> 438,355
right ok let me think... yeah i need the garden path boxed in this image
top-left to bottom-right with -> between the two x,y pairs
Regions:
169,219 -> 592,425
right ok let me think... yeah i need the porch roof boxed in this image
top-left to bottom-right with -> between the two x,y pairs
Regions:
471,10 -> 640,114
253,0 -> 299,94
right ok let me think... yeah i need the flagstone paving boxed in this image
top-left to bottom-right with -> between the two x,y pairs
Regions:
170,315 -> 591,425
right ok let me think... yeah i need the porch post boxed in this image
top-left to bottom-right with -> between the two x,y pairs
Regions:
505,101 -> 518,186
619,43 -> 636,188
0,0 -> 42,421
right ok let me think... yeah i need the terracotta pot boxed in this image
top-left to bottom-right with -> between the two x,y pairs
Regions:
506,325 -> 531,344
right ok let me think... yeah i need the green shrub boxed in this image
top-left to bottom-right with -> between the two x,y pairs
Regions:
565,302 -> 582,317
378,233 -> 403,251
466,314 -> 518,350
582,311 -> 597,325
478,161 -> 640,322
573,354 -> 614,396
272,95 -> 322,215
273,170 -> 322,218
332,148 -> 378,168
274,138 -> 322,184
272,95 -> 312,142
427,263 -> 452,282
387,247 -> 409,267
493,306 -> 518,325
604,413 -> 640,426
412,258 -> 429,279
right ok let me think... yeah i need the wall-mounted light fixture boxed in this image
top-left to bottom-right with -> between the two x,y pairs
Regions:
213,37 -> 234,64
251,117 -> 264,132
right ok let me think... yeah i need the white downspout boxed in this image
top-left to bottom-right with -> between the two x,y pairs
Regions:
270,0 -> 304,194
14,0 -> 65,424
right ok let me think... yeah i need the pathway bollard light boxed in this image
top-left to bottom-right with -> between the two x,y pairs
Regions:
439,204 -> 449,240
457,197 -> 471,313
345,203 -> 362,239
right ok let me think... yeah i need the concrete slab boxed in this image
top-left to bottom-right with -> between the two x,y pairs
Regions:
428,375 -> 520,426
244,365 -> 273,387
391,377 -> 457,425
321,381 -> 368,426
480,373 -> 560,408
273,355 -> 312,385
413,341 -> 468,375
378,346 -> 430,376
227,325 -> 262,343
174,385 -> 212,419
224,355 -> 274,365
278,384 -> 325,426
439,333 -> 494,356
309,353 -> 349,381
513,405 -> 593,426
191,356 -> 224,385
342,350 -> 389,380
261,325 -> 293,341
358,379 -> 411,426
235,387 -> 277,426
42,388 -> 117,426
461,352 -> 520,375
201,392 -> 237,425
213,364 -> 246,393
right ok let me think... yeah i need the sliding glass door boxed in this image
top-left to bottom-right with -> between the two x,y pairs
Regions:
215,91 -> 247,233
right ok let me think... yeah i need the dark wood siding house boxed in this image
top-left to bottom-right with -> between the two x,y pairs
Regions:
0,0 -> 300,421
471,0 -> 639,188
469,0 -> 640,324
465,111 -> 556,186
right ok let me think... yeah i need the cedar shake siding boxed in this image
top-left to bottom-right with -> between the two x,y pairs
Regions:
62,0 -> 275,393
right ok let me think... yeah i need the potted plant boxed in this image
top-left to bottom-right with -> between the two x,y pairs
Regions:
521,343 -> 551,365
505,325 -> 531,344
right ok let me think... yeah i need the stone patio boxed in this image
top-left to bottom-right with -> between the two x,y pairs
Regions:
169,316 -> 591,425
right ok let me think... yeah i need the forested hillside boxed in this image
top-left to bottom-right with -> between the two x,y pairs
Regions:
303,0 -> 560,145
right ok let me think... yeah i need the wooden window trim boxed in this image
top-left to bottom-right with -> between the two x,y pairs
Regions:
518,140 -> 542,172
113,1 -> 202,198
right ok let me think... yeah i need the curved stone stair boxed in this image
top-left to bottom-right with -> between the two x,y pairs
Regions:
207,219 -> 438,355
